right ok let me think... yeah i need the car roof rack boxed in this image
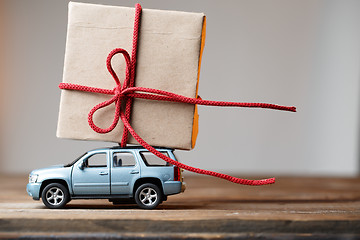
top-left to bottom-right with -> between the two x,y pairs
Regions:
109,145 -> 174,151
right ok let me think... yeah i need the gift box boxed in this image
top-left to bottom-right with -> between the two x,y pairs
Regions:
57,2 -> 206,150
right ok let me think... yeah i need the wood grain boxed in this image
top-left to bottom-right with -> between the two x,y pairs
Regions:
0,174 -> 359,239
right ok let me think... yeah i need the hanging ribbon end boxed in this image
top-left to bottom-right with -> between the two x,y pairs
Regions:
264,177 -> 275,185
249,177 -> 275,186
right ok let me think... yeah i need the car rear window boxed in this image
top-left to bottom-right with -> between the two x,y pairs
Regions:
140,151 -> 172,166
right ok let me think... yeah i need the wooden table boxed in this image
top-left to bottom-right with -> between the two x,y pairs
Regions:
0,174 -> 359,239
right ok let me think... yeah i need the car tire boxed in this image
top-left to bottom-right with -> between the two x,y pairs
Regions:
135,183 -> 162,209
41,183 -> 69,209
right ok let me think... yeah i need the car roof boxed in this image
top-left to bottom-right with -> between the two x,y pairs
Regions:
88,145 -> 174,153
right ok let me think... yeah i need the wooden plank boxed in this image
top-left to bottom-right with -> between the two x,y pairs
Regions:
0,174 -> 359,239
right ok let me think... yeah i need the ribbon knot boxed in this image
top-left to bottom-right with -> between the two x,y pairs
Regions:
86,48 -> 136,135
113,86 -> 121,97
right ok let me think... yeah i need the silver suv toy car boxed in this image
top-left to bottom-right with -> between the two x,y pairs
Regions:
27,146 -> 185,209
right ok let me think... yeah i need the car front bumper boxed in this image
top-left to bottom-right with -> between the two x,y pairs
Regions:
26,183 -> 41,200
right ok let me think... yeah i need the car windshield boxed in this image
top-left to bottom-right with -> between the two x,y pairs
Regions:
64,153 -> 86,167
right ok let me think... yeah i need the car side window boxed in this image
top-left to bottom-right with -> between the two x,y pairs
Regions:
85,153 -> 107,168
113,152 -> 136,167
140,151 -> 171,166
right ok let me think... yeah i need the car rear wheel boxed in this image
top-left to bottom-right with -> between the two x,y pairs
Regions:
135,183 -> 162,209
41,183 -> 69,209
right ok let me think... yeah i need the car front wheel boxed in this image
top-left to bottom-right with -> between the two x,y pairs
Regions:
135,183 -> 162,209
41,183 -> 69,209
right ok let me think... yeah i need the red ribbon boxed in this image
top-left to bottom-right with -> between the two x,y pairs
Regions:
59,4 -> 296,185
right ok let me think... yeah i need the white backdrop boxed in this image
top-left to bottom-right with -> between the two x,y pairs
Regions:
1,0 -> 359,176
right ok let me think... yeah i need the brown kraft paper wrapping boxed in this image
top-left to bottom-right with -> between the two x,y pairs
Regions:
57,2 -> 206,150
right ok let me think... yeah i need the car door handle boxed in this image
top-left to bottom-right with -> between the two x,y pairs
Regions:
130,170 -> 139,174
99,172 -> 108,176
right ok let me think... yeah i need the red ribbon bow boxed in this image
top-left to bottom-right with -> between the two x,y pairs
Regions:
59,3 -> 296,186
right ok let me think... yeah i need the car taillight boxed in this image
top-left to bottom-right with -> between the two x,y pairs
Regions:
174,166 -> 181,181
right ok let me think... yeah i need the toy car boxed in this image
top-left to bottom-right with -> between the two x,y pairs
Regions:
26,146 -> 185,209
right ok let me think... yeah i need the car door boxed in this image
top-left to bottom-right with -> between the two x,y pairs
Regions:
110,150 -> 140,195
72,151 -> 110,195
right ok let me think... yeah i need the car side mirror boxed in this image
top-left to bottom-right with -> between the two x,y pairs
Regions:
78,161 -> 85,170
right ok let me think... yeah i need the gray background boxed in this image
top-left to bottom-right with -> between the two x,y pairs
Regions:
1,0 -> 359,177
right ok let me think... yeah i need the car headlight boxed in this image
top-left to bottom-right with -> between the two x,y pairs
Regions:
29,174 -> 38,183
